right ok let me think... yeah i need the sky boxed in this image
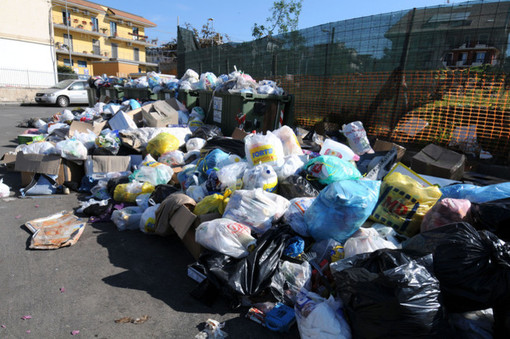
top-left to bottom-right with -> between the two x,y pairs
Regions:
95,0 -> 463,45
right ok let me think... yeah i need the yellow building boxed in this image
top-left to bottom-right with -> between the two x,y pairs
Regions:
52,0 -> 157,77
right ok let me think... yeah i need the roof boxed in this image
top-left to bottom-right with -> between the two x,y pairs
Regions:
108,8 -> 156,27
59,0 -> 105,13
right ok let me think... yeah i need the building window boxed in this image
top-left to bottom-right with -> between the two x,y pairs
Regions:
64,33 -> 73,51
132,27 -> 139,40
78,60 -> 87,68
62,10 -> 70,26
476,52 -> 486,63
134,47 -> 139,61
110,21 -> 117,36
63,58 -> 73,66
91,17 -> 99,32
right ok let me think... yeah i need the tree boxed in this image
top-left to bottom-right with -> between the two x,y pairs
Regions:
184,20 -> 230,48
57,65 -> 74,73
252,0 -> 303,38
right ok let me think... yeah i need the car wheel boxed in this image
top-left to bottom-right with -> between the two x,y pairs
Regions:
57,95 -> 69,107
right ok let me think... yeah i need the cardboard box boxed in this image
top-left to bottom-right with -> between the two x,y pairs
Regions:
169,206 -> 221,259
411,144 -> 466,180
18,134 -> 44,144
108,111 -> 138,130
142,100 -> 179,127
231,128 -> 249,141
68,120 -> 106,137
124,106 -> 148,127
84,155 -> 132,176
1,152 -> 17,171
15,153 -> 84,186
373,139 -> 406,163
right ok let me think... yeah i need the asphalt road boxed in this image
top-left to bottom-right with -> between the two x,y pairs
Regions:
0,104 -> 299,338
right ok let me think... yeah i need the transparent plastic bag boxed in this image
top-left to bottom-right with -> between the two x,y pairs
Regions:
186,137 -> 206,152
245,131 -> 285,167
139,204 -> 160,234
146,132 -> 179,158
343,227 -> 397,258
320,139 -> 359,162
129,154 -> 174,186
223,188 -> 290,234
55,139 -> 88,160
342,121 -> 374,155
242,164 -> 278,192
304,155 -> 361,185
195,218 -> 256,258
158,150 -> 185,166
19,141 -> 57,155
283,197 -> 315,237
112,206 -> 144,231
421,198 -> 471,233
73,130 -> 97,150
275,155 -> 304,180
0,179 -> 10,198
186,184 -> 207,202
272,261 -> 312,304
217,161 -> 248,191
95,129 -> 120,155
273,125 -> 303,156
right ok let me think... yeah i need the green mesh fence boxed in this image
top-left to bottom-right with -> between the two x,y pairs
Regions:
178,0 -> 510,159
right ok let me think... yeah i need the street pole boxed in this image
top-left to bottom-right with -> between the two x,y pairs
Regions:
65,0 -> 73,69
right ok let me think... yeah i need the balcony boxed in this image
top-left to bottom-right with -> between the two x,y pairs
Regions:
54,23 -> 107,37
55,45 -> 107,60
108,32 -> 158,47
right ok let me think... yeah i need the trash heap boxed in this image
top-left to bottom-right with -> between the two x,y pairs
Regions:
4,75 -> 510,338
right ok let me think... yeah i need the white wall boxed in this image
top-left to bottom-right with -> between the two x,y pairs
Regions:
0,0 -> 57,87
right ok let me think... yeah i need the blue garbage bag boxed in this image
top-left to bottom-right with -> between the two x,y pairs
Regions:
440,182 -> 510,203
305,179 -> 381,243
303,155 -> 361,185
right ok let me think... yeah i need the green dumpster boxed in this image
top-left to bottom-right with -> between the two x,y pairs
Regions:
87,87 -> 98,107
199,91 -> 292,136
159,89 -> 199,110
99,86 -> 124,102
123,87 -> 157,102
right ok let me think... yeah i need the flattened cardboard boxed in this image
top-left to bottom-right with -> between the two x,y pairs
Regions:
1,152 -> 17,171
231,128 -> 249,141
411,143 -> 466,180
142,100 -> 179,127
108,111 -> 138,130
373,139 -> 406,162
85,155 -> 131,176
15,153 -> 61,175
69,120 -> 106,137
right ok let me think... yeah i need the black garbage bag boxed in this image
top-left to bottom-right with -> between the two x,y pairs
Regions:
278,175 -> 320,200
334,249 -> 447,338
191,125 -> 223,140
149,184 -> 180,204
201,137 -> 245,158
82,200 -> 113,217
106,175 -> 130,197
403,222 -> 510,313
199,225 -> 293,298
467,198 -> 510,241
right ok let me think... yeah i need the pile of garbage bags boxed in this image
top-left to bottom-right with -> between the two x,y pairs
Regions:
8,90 -> 510,337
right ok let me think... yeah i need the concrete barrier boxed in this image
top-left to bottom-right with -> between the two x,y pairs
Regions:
0,87 -> 39,104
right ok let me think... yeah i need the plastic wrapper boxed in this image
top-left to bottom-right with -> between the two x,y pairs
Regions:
111,206 -> 144,231
73,130 -> 97,150
195,218 -> 256,258
139,204 -> 160,234
294,289 -> 351,339
341,121 -> 374,155
343,227 -> 397,258
158,150 -> 185,166
223,188 -> 290,234
55,139 -> 88,160
273,126 -> 303,156
129,155 -> 174,186
303,155 -> 361,185
199,225 -> 293,297
421,198 -> 471,232
440,182 -> 510,203
371,172 -> 442,237
217,161 -> 248,191
19,141 -> 57,155
194,190 -> 231,215
242,164 -> 278,192
113,181 -> 155,203
274,155 -> 304,181
319,139 -> 359,161
305,180 -> 381,243
186,137 -> 206,152
146,132 -> 179,158
0,179 -> 10,198
283,197 -> 315,237
245,131 -> 285,167
278,175 -> 319,200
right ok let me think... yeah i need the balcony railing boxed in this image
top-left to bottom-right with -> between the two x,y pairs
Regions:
54,23 -> 106,37
108,32 -> 158,46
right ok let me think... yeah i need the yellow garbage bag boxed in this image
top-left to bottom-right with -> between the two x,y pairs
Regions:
194,189 -> 232,215
113,182 -> 155,203
146,132 -> 179,158
370,172 -> 442,237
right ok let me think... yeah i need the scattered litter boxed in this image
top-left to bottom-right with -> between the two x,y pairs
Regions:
34,204 -> 39,208
21,315 -> 32,320
60,287 -> 65,293
25,211 -> 85,250
71,330 -> 80,335
114,315 -> 149,324
26,330 -> 31,333
15,215 -> 21,219
1,325 -> 6,328
195,319 -> 228,339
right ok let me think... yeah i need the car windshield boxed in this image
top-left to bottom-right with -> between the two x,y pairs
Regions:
51,80 -> 76,89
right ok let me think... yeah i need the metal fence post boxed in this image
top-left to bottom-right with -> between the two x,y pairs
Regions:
27,70 -> 30,88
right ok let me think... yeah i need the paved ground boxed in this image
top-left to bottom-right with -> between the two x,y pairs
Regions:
0,104 -> 299,338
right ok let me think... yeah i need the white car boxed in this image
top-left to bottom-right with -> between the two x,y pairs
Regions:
35,79 -> 89,107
